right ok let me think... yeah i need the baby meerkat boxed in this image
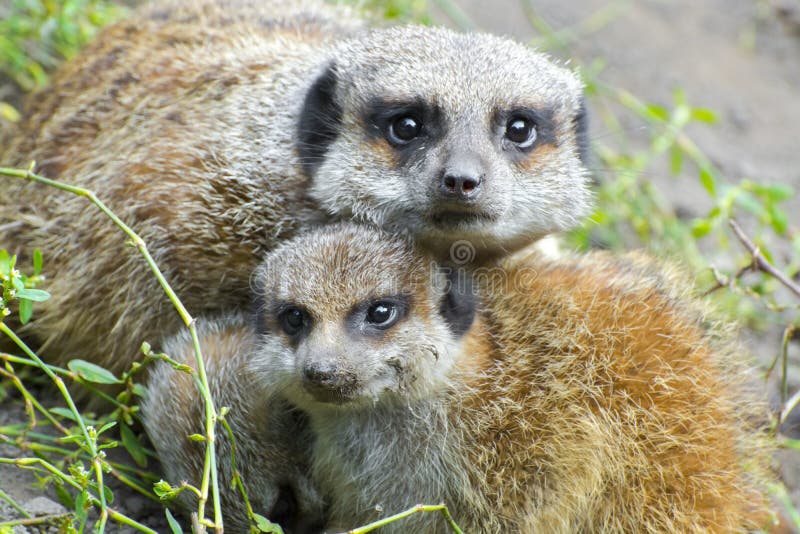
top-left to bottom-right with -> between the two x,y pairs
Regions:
246,224 -> 777,533
142,314 -> 325,533
0,0 -> 589,376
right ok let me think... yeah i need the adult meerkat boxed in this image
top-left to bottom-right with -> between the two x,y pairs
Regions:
242,223 -> 776,533
0,0 -> 589,376
142,314 -> 325,533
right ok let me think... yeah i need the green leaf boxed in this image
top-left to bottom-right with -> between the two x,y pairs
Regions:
51,407 -> 88,424
644,103 -> 669,122
98,421 -> 117,435
165,508 -> 184,534
669,144 -> 683,175
88,481 -> 114,504
0,250 -> 9,277
68,359 -> 121,384
121,422 -> 148,467
19,299 -> 32,324
698,167 -> 716,195
254,513 -> 285,534
0,101 -> 20,123
74,490 -> 89,523
672,87 -> 688,107
154,480 -> 176,499
764,184 -> 794,203
691,219 -> 712,238
690,108 -> 717,124
132,383 -> 147,398
735,190 -> 765,217
54,482 -> 74,509
768,204 -> 789,235
11,277 -> 24,292
15,288 -> 50,302
33,248 -> 43,276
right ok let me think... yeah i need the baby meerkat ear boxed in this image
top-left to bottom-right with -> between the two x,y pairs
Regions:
574,96 -> 591,167
438,265 -> 477,338
297,62 -> 342,177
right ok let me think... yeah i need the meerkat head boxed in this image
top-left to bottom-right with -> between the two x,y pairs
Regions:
297,25 -> 590,259
249,224 -> 475,410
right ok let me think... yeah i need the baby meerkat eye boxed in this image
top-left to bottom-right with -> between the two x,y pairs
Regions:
504,115 -> 537,148
387,115 -> 422,145
365,301 -> 399,329
278,306 -> 309,337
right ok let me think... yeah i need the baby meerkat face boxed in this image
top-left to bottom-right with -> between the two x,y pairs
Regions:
249,224 -> 475,410
297,26 -> 591,259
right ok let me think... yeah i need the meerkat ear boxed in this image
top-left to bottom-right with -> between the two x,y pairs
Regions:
574,96 -> 591,167
297,62 -> 342,177
439,265 -> 477,338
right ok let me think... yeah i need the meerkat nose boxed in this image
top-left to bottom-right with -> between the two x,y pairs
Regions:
302,361 -> 357,389
440,173 -> 484,200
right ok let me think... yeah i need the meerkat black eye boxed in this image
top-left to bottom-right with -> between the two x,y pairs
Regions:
387,115 -> 422,145
505,116 -> 537,148
365,301 -> 399,329
278,306 -> 308,336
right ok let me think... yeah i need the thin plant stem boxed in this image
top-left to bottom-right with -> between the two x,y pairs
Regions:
0,322 -> 109,531
0,164 -> 223,531
1,352 -> 123,407
0,488 -> 31,518
0,364 -> 69,435
0,456 -> 158,533
728,219 -> 800,299
0,514 -> 71,528
218,414 -> 262,530
343,504 -> 464,534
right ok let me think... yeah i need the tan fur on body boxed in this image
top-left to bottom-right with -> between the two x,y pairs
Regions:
142,314 -> 324,533
246,224 -> 776,533
0,0 -> 589,378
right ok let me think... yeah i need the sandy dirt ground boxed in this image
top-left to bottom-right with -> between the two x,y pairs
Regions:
1,0 -> 799,530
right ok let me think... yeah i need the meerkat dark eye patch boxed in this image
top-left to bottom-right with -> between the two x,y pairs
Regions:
505,115 -> 537,147
438,265 -> 476,338
275,303 -> 313,340
364,98 -> 444,159
496,107 -> 556,156
346,294 -> 410,336
365,300 -> 399,328
388,115 -> 423,145
297,62 -> 342,177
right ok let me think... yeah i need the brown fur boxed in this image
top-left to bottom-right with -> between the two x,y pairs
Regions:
450,250 -> 777,532
243,224 -> 778,533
